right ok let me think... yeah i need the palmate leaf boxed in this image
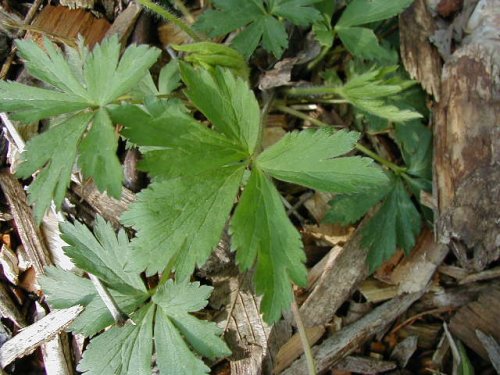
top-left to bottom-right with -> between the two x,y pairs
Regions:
0,36 -> 161,220
119,65 -> 386,322
41,219 -> 230,374
195,0 -> 322,58
39,218 -> 149,336
78,281 -> 230,375
256,128 -> 388,192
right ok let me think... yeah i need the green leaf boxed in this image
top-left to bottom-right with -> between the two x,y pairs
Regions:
312,0 -> 335,47
336,67 -> 423,122
121,166 -> 245,279
16,112 -> 92,222
336,26 -> 397,64
195,0 -> 321,58
158,60 -> 181,95
79,280 -> 230,375
78,304 -> 154,375
361,178 -> 421,271
78,109 -> 123,198
0,36 -> 161,220
337,0 -> 414,27
111,101 -> 247,179
230,168 -> 307,323
0,81 -> 89,123
83,35 -> 161,105
60,216 -> 146,294
15,38 -> 89,100
180,64 -> 260,154
256,128 -> 388,193
323,182 -> 390,225
172,42 -> 249,80
394,121 -> 432,180
153,280 -> 231,360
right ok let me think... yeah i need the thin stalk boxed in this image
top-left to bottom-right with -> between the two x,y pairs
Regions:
287,85 -> 338,97
275,104 -> 407,175
291,298 -> 317,375
136,0 -> 202,42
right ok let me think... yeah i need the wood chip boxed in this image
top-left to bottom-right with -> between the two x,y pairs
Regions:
274,326 -> 326,374
0,282 -> 26,328
391,335 -> 418,368
476,330 -> 500,373
299,223 -> 369,328
0,170 -> 51,278
0,305 -> 83,368
399,0 -> 442,100
104,2 -> 142,45
358,279 -> 399,303
449,288 -> 500,359
29,5 -> 110,47
283,292 -> 424,375
333,355 -> 397,374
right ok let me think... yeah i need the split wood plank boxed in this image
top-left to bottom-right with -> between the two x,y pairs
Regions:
283,291 -> 423,374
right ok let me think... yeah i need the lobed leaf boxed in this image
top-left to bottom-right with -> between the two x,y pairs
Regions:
121,166 -> 245,279
337,0 -> 414,27
230,168 -> 307,322
180,64 -> 260,154
257,128 -> 388,193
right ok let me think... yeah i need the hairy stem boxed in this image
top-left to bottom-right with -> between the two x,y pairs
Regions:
136,0 -> 202,42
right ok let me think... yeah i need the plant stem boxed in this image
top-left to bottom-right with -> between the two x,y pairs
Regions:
291,298 -> 317,375
275,104 -> 407,174
287,85 -> 339,97
136,0 -> 202,42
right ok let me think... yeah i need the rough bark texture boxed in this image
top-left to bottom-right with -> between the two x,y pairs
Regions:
400,0 -> 442,100
435,41 -> 500,271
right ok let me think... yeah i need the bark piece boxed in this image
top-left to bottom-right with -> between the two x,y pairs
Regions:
0,305 -> 83,368
70,181 -> 134,228
399,0 -> 442,100
274,326 -> 326,374
449,289 -> 500,360
104,2 -> 142,45
334,356 -> 397,374
435,41 -> 500,270
0,170 -> 51,277
283,292 -> 423,375
476,330 -> 500,373
0,282 -> 26,328
391,229 -> 449,294
300,224 -> 369,328
391,336 -> 418,368
30,5 -> 110,48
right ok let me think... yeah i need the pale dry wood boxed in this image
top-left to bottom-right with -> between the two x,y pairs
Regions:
0,305 -> 83,368
35,302 -> 75,375
0,282 -> 26,328
476,330 -> 500,373
274,326 -> 325,374
449,289 -> 500,359
70,181 -> 135,228
104,2 -> 142,45
202,237 -> 291,375
391,229 -> 449,294
390,336 -> 418,368
399,0 -> 442,100
0,170 -> 51,277
283,292 -> 423,375
459,266 -> 500,285
299,223 -> 368,328
358,279 -> 398,303
333,356 -> 397,373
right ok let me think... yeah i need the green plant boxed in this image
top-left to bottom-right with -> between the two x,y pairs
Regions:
0,0 -> 432,371
0,36 -> 161,221
40,217 -> 230,375
195,0 -> 323,58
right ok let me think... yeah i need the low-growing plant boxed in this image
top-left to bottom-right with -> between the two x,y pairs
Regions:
0,0 -> 431,372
